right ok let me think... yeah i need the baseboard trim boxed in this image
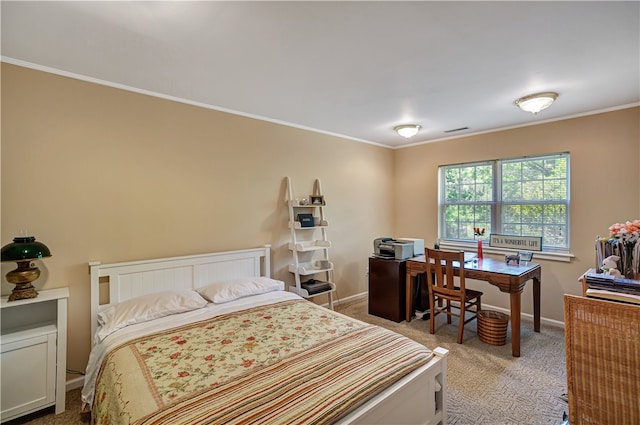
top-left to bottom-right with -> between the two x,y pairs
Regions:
321,291 -> 367,308
346,292 -> 565,328
66,376 -> 84,392
480,302 -> 565,328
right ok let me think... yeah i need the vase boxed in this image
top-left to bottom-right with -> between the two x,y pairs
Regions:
477,239 -> 484,259
623,241 -> 636,279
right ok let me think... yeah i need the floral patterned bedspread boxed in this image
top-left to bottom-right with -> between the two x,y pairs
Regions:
92,299 -> 432,425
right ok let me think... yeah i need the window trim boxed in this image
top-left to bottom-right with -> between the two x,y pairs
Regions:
438,152 -> 570,253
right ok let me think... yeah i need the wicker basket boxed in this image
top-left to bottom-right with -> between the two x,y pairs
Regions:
477,310 -> 509,346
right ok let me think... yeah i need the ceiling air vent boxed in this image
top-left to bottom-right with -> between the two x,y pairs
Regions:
444,127 -> 469,133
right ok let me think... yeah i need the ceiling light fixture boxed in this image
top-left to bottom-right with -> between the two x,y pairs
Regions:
394,124 -> 421,138
515,92 -> 558,114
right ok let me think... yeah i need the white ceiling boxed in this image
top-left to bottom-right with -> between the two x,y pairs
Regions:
2,1 -> 639,148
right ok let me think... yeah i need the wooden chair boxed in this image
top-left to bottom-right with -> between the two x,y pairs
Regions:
425,248 -> 483,344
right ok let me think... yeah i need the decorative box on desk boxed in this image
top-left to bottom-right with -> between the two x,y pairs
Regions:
368,257 -> 406,322
0,287 -> 69,422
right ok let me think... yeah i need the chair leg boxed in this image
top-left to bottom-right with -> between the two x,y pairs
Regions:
457,303 -> 466,344
446,300 -> 452,324
429,295 -> 436,335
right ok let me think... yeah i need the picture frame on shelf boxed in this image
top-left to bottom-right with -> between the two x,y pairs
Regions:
310,195 -> 325,205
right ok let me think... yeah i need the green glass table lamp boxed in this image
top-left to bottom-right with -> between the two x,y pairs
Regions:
1,236 -> 52,301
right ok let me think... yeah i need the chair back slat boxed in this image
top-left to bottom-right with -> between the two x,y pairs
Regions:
425,248 -> 466,294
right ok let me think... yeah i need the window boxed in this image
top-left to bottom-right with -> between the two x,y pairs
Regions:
439,153 -> 570,251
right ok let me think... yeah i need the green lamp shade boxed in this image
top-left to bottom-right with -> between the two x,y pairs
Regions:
1,236 -> 52,261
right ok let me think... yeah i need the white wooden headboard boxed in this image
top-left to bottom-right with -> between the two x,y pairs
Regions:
89,245 -> 271,341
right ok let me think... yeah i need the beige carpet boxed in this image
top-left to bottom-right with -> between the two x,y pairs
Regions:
6,298 -> 567,425
337,298 -> 568,425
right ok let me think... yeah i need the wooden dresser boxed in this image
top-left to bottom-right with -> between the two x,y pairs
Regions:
564,294 -> 639,424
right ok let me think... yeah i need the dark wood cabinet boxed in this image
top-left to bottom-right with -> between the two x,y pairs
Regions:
368,257 -> 406,322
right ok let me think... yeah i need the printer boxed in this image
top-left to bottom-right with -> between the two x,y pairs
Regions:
397,238 -> 425,257
373,237 -> 415,260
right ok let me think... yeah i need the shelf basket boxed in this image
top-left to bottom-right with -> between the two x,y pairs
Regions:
477,310 -> 509,346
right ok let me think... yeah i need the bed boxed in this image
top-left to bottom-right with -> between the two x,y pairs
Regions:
82,245 -> 448,424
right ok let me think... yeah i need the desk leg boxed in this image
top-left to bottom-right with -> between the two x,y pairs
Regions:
533,276 -> 541,333
510,292 -> 521,357
405,273 -> 413,323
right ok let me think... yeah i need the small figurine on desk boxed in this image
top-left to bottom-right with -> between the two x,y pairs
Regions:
505,255 -> 520,266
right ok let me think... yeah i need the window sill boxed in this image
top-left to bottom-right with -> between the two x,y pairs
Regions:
439,241 -> 574,263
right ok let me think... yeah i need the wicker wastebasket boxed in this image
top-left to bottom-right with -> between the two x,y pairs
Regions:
477,310 -> 509,346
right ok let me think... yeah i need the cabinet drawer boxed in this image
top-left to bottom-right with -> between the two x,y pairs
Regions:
1,325 -> 57,422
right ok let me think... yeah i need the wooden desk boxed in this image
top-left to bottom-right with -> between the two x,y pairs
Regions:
405,256 -> 541,357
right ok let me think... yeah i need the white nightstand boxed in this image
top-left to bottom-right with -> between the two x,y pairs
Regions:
0,287 -> 69,422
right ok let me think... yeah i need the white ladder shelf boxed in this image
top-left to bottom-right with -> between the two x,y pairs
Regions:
285,176 -> 335,309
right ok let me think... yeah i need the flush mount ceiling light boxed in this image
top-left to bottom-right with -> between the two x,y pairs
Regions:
515,92 -> 558,114
394,124 -> 421,138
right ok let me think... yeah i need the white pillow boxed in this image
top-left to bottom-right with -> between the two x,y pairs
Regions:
197,277 -> 284,304
96,289 -> 208,342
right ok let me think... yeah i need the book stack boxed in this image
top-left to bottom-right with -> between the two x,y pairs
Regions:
301,279 -> 332,295
583,269 -> 640,305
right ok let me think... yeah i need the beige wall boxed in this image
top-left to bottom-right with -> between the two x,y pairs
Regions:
2,63 -> 639,378
395,107 -> 640,322
1,64 -> 395,375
